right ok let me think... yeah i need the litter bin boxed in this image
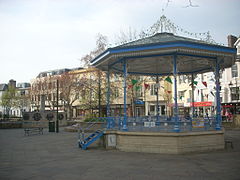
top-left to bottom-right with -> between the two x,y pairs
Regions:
49,121 -> 55,132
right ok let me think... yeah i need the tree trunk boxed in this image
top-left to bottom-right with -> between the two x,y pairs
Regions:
66,105 -> 72,120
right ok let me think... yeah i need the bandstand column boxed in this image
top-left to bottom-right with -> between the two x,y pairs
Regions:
156,76 -> 160,121
106,69 -> 111,117
173,54 -> 180,132
123,60 -> 128,131
215,58 -> 221,130
191,73 -> 195,117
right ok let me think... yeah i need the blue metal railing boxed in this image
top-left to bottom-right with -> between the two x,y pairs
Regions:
102,115 -> 218,132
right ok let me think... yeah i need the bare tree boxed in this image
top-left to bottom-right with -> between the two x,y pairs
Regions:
77,69 -> 118,117
81,33 -> 108,67
183,0 -> 199,8
56,72 -> 86,120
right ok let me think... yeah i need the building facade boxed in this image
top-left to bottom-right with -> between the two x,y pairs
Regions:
0,80 -> 30,118
220,35 -> 240,119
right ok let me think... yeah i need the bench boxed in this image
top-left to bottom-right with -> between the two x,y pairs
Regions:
225,139 -> 233,149
24,127 -> 43,136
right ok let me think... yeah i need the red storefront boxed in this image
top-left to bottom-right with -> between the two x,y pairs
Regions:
190,101 -> 213,117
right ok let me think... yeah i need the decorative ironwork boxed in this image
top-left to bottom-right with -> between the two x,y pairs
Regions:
46,113 -> 54,121
33,113 -> 42,121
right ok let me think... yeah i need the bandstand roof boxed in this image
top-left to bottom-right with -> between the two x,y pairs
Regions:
90,33 -> 237,76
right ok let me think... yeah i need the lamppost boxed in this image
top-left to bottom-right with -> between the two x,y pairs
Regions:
56,79 -> 59,133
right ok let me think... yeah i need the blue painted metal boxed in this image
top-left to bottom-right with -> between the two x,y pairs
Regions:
191,73 -> 195,118
91,41 -> 236,65
123,60 -> 128,131
106,117 -> 116,129
156,76 -> 160,122
108,52 -> 216,73
79,130 -> 104,150
173,54 -> 180,132
215,59 -> 222,130
109,41 -> 236,54
89,115 -> 216,132
106,69 -> 110,117
135,99 -> 144,105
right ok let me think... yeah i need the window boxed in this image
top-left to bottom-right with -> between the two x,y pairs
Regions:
150,105 -> 155,113
231,64 -> 238,78
189,90 -> 192,100
219,70 -> 223,79
161,105 -> 165,115
230,87 -> 239,101
187,75 -> 192,83
179,75 -> 187,84
150,84 -> 156,96
48,94 -> 52,101
113,88 -> 119,98
178,90 -> 185,100
136,86 -> 143,97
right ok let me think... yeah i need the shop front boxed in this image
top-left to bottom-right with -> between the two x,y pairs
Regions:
190,101 -> 214,117
221,103 -> 240,122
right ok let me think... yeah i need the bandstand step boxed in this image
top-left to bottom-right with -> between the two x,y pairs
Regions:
79,130 -> 104,150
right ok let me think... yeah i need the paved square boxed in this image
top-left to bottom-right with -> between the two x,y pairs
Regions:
0,128 -> 240,180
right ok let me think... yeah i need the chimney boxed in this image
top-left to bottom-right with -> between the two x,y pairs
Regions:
8,79 -> 16,89
227,35 -> 237,48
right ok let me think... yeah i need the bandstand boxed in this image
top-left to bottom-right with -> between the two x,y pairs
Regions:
82,33 -> 236,154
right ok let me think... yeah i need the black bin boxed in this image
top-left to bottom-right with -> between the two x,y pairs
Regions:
49,121 -> 55,132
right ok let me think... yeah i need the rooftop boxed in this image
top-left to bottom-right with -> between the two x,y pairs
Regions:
0,84 -> 8,91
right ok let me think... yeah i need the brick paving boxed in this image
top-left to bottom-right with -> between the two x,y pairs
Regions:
0,128 -> 240,180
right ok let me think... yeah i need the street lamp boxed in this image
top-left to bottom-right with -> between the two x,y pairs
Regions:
56,79 -> 59,133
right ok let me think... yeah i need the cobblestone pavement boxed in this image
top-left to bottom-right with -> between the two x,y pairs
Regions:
0,128 -> 240,180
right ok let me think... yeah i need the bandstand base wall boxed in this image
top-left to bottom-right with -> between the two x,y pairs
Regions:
104,130 -> 224,154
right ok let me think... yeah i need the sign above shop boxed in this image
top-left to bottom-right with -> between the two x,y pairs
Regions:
190,101 -> 213,107
135,100 -> 144,105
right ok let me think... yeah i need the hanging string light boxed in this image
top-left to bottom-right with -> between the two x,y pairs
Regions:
113,15 -> 224,47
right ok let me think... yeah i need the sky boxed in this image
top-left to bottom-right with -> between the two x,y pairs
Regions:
0,0 -> 239,84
